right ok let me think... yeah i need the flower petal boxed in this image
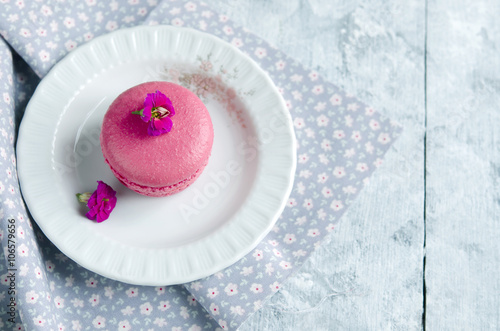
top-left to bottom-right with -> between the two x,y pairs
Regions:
147,117 -> 173,136
141,107 -> 151,122
142,92 -> 156,122
102,181 -> 117,198
96,180 -> 106,195
102,198 -> 116,213
107,196 -> 117,209
153,90 -> 168,108
159,116 -> 173,132
147,119 -> 162,136
164,98 -> 175,116
87,193 -> 97,209
96,181 -> 116,198
85,207 -> 98,221
144,92 -> 155,108
96,210 -> 110,223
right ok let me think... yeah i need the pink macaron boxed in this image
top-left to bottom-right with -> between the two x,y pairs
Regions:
100,81 -> 214,197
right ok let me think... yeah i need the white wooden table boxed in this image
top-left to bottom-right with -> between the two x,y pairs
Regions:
210,1 -> 500,329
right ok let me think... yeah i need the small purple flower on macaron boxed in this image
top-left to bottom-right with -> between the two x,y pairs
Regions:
132,90 -> 175,136
76,181 -> 117,223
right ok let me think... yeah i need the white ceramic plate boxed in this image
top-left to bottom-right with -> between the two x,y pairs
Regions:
17,26 -> 296,285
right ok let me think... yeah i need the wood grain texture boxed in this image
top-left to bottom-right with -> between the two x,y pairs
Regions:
210,0 -> 426,329
426,0 -> 500,329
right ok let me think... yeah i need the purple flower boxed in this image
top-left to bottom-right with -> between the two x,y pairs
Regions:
132,90 -> 175,136
147,117 -> 173,136
77,181 -> 117,223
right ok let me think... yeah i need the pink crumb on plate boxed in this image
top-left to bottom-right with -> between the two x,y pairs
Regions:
100,81 -> 214,197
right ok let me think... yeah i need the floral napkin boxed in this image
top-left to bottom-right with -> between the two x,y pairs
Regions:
0,0 -> 401,330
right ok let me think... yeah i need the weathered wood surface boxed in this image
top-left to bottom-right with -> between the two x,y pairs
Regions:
214,0 -> 500,329
426,0 -> 500,329
211,0 -> 427,329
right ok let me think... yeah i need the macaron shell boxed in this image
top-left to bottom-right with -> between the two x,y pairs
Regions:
100,81 -> 214,190
106,158 -> 206,197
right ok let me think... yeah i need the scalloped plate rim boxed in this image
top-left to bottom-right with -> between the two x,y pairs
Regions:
16,25 -> 296,285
